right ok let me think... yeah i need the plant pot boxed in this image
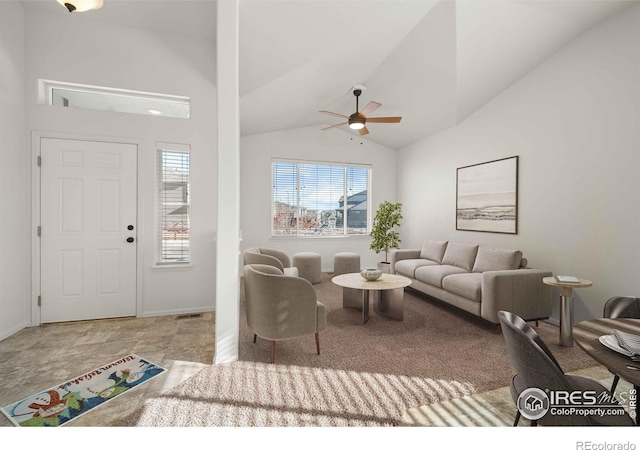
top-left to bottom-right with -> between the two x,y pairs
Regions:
377,262 -> 391,274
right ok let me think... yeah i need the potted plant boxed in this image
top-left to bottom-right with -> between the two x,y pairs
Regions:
369,201 -> 403,273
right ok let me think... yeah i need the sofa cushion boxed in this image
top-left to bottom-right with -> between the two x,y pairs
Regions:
472,247 -> 522,273
395,259 -> 439,278
441,242 -> 479,272
415,265 -> 468,288
443,273 -> 483,302
419,240 -> 448,263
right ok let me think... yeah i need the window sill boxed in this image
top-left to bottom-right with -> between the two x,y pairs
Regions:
270,235 -> 370,241
151,263 -> 193,271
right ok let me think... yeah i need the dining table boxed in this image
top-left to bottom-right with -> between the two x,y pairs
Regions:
573,317 -> 640,423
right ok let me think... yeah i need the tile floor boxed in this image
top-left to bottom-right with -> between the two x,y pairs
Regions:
0,313 -> 215,427
0,313 -> 633,427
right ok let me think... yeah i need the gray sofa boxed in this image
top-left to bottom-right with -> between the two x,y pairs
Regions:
390,240 -> 552,325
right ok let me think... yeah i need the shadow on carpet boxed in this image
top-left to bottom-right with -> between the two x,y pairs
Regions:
119,273 -> 597,426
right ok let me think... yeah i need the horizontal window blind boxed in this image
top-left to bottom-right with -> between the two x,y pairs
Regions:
157,149 -> 190,263
272,160 -> 370,237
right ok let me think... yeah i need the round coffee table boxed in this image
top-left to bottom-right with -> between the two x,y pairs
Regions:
332,273 -> 411,324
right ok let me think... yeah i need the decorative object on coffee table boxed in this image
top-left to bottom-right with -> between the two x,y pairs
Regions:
360,268 -> 382,281
370,200 -> 402,273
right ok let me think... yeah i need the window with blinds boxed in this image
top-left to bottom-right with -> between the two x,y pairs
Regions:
156,146 -> 190,264
272,160 -> 370,237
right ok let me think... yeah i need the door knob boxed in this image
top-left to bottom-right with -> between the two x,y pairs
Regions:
126,237 -> 135,243
127,225 -> 134,230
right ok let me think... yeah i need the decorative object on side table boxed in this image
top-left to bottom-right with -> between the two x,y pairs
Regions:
370,200 -> 402,273
456,156 -> 518,234
360,268 -> 382,281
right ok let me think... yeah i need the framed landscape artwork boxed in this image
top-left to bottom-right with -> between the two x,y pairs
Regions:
456,156 -> 518,234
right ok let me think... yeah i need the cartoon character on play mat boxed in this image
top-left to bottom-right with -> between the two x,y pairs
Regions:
72,369 -> 132,409
10,389 -> 82,427
119,361 -> 164,389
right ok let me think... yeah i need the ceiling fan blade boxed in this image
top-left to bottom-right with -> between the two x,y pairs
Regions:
360,101 -> 381,117
319,110 -> 349,119
359,126 -> 369,136
322,122 -> 348,131
366,117 -> 402,123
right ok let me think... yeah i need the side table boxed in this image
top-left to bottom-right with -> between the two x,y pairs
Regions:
542,276 -> 593,347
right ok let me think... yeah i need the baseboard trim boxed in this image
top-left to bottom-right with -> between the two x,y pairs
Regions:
138,307 -> 215,318
0,321 -> 31,342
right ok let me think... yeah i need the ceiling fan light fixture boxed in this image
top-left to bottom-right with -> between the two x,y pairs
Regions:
57,0 -> 104,13
348,114 -> 366,130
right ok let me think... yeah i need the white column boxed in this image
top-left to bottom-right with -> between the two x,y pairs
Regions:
215,0 -> 240,364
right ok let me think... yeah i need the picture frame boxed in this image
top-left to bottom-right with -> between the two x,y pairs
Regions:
456,156 -> 518,234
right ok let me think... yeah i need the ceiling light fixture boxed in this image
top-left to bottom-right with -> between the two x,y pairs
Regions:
148,109 -> 162,115
57,0 -> 104,13
348,114 -> 365,130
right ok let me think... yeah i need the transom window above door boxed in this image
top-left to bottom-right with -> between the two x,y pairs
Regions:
39,79 -> 191,119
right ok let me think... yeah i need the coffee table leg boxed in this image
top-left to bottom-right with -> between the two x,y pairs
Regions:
342,287 -> 361,310
362,290 -> 369,324
373,288 -> 404,321
559,294 -> 573,347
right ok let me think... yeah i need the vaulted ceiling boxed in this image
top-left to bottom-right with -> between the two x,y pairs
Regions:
21,0 -> 637,149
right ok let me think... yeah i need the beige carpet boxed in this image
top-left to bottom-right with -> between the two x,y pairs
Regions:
119,273 -> 597,426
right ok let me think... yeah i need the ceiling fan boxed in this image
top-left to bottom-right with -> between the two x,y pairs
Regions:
320,87 -> 402,136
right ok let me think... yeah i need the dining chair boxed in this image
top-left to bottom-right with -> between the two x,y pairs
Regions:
243,264 -> 326,364
603,296 -> 640,394
498,310 -> 635,426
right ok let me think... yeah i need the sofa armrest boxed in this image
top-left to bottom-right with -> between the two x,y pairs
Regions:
481,269 -> 553,324
389,249 -> 421,274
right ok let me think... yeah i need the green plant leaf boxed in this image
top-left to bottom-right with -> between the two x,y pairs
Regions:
369,201 -> 402,263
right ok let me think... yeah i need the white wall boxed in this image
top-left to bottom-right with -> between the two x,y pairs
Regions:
24,10 -> 218,319
0,2 -> 29,340
397,5 -> 640,325
241,126 -> 397,271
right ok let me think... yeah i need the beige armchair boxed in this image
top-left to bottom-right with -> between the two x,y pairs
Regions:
243,247 -> 299,277
243,264 -> 326,364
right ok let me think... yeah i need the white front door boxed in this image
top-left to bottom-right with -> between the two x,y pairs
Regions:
40,138 -> 138,323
